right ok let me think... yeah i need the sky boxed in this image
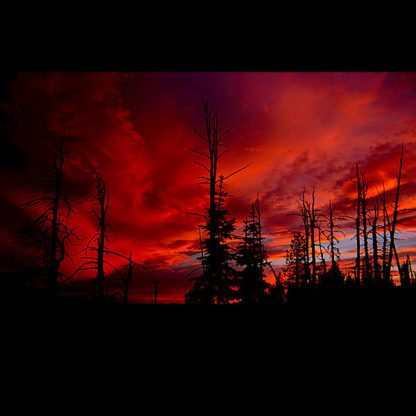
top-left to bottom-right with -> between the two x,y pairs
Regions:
1,72 -> 416,303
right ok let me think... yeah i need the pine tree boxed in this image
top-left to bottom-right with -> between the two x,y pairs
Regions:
284,231 -> 308,288
235,198 -> 270,304
185,100 -> 250,305
185,176 -> 237,304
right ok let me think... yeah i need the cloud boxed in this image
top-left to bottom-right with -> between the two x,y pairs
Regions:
1,72 -> 416,302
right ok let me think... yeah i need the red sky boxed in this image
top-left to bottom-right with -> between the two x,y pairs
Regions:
1,72 -> 416,303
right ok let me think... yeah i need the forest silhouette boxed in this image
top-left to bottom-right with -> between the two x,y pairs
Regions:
2,94 -> 416,324
3,82 -> 416,404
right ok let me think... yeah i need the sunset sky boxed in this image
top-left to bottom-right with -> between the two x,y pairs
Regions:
1,72 -> 416,303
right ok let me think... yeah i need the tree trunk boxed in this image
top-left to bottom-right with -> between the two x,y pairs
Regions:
355,164 -> 361,286
387,144 -> 404,281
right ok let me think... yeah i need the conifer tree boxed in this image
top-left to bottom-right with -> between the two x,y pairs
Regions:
284,231 -> 308,288
185,176 -> 237,304
235,197 -> 270,304
185,100 -> 250,305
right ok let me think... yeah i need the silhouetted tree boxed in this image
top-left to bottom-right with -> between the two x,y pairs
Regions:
186,176 -> 237,304
400,254 -> 414,288
327,201 -> 340,270
355,163 -> 362,286
17,133 -> 77,294
378,183 -> 390,282
109,251 -> 156,304
268,271 -> 285,305
371,200 -> 381,282
317,226 -> 327,278
71,170 -> 115,300
360,171 -> 372,283
295,188 -> 320,286
185,100 -> 250,305
294,189 -> 311,284
387,144 -> 404,281
284,231 -> 308,288
235,197 -> 271,304
320,200 -> 344,288
121,252 -> 134,303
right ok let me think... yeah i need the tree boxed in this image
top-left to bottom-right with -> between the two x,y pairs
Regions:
185,176 -> 237,304
110,251 -> 157,304
355,163 -> 362,286
360,171 -> 372,283
185,100 -> 250,305
294,189 -> 311,284
378,183 -> 390,282
386,144 -> 404,281
71,170 -> 115,300
284,231 -> 308,289
294,188 -> 320,286
235,197 -> 271,304
400,254 -> 414,288
320,200 -> 344,288
371,200 -> 381,282
17,133 -> 78,294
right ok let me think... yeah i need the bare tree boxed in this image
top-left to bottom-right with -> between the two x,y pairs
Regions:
292,187 -> 322,287
305,188 -> 319,285
317,226 -> 327,275
372,200 -> 381,282
386,144 -> 404,280
110,251 -> 157,304
71,170 -> 114,299
325,200 -> 345,275
16,133 -> 78,294
360,171 -> 371,282
378,183 -> 389,281
355,163 -> 362,285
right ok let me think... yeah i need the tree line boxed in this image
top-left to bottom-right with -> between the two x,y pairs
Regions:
9,133 -> 157,303
184,101 -> 414,305
3,99 -> 414,306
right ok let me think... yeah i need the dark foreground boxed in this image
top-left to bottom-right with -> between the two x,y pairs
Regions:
3,286 -> 416,342
2,288 -> 416,412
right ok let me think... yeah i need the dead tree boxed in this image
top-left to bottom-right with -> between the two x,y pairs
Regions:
328,201 -> 338,270
16,133 -> 78,294
317,226 -> 327,275
361,172 -> 372,283
317,200 -> 346,289
123,253 -> 134,303
70,170 -> 114,300
355,163 -> 362,285
360,172 -> 371,282
386,144 -> 404,280
325,200 -> 345,276
296,188 -> 311,284
372,200 -> 381,282
305,188 -> 318,286
185,99 -> 251,304
92,170 -> 110,298
292,187 -> 321,287
378,183 -> 389,281
109,251 -> 156,304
